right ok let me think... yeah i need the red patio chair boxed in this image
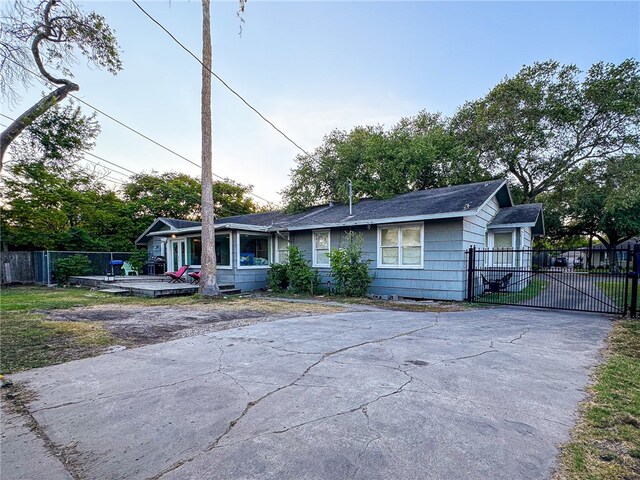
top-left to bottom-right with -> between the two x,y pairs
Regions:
164,265 -> 190,283
188,271 -> 201,284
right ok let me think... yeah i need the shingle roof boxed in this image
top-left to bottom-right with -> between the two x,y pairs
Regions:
288,180 -> 509,228
488,204 -> 542,226
488,203 -> 544,235
138,180 -> 517,243
215,180 -> 509,230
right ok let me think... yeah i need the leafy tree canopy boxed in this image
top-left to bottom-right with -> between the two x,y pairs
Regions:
452,59 -> 640,202
282,111 -> 489,212
1,104 -> 133,250
1,107 -> 260,251
564,155 -> 640,248
122,172 -> 258,225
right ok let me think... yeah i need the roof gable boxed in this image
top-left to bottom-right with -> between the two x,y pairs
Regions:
488,204 -> 544,235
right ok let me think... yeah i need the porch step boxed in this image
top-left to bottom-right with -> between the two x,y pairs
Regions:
220,288 -> 241,295
97,288 -> 131,296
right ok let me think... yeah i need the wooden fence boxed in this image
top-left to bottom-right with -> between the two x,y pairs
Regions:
1,251 -> 35,285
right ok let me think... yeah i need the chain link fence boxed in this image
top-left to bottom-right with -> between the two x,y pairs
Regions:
33,251 -> 135,284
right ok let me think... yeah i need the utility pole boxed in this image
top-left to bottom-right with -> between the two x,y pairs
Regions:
199,0 -> 220,296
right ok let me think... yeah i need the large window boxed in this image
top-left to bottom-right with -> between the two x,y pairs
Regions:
378,224 -> 423,268
187,234 -> 231,267
239,233 -> 271,267
275,233 -> 290,263
313,230 -> 331,267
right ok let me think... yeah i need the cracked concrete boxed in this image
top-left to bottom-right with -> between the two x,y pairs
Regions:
3,308 -> 611,480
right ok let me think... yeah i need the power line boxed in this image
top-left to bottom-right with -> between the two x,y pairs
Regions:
0,119 -> 126,185
130,0 -> 311,158
0,117 -> 267,218
3,56 -> 277,206
1,112 -> 131,179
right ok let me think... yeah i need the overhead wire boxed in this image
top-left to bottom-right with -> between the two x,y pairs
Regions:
2,56 -> 278,207
0,117 -> 267,218
130,0 -> 311,158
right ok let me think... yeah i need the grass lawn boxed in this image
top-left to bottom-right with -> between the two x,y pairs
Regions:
0,286 -> 341,373
597,279 -> 638,313
556,320 -> 640,479
477,278 -> 548,304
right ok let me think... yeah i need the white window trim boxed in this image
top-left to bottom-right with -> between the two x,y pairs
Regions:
488,229 -> 517,267
312,229 -> 331,267
376,222 -> 424,269
237,231 -> 272,269
274,232 -> 290,264
183,233 -> 233,270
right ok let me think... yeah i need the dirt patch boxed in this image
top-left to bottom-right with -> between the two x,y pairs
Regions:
41,301 -> 344,347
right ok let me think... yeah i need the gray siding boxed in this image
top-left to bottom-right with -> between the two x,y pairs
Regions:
290,219 -> 466,301
463,196 -> 499,299
463,196 -> 499,249
151,195 -> 513,301
522,227 -> 532,249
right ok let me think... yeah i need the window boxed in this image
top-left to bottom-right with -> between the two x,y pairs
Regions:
275,233 -> 290,263
216,234 -> 231,267
313,230 -> 331,267
378,224 -> 423,268
492,231 -> 514,266
186,234 -> 231,267
188,237 -> 201,265
239,233 -> 271,267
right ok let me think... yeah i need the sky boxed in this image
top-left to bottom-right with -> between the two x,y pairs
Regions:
2,0 -> 639,206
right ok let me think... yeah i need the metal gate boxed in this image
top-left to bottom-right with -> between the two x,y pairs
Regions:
466,245 -> 639,317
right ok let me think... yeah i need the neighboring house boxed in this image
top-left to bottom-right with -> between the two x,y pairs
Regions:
578,237 -> 640,268
136,179 -> 544,301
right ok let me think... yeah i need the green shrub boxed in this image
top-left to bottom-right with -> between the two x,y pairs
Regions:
287,246 -> 321,294
267,262 -> 289,292
128,249 -> 149,272
328,232 -> 373,297
268,246 -> 320,295
53,255 -> 93,283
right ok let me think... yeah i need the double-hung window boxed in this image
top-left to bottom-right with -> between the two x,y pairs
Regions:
312,230 -> 331,267
378,224 -> 423,268
491,231 -> 514,266
275,233 -> 290,263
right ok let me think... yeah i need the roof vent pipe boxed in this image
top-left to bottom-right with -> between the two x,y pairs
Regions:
348,179 -> 353,216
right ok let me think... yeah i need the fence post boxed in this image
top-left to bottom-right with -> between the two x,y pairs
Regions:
466,246 -> 475,302
630,244 -> 639,319
45,250 -> 51,285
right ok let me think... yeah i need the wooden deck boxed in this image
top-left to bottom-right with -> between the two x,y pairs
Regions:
68,275 -> 238,298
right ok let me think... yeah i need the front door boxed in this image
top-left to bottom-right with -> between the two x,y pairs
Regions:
169,239 -> 187,272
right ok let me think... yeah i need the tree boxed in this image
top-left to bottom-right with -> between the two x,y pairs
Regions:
563,155 -> 640,262
199,0 -> 219,296
282,111 -> 488,211
452,59 -> 640,202
1,104 -> 133,251
0,0 -> 122,168
122,171 -> 257,229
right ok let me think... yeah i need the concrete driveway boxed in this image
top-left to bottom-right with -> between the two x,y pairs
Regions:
5,307 -> 611,480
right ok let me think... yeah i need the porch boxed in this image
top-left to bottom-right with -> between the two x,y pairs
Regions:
68,275 -> 239,298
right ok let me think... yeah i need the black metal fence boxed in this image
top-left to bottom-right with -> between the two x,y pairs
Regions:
466,245 -> 639,317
